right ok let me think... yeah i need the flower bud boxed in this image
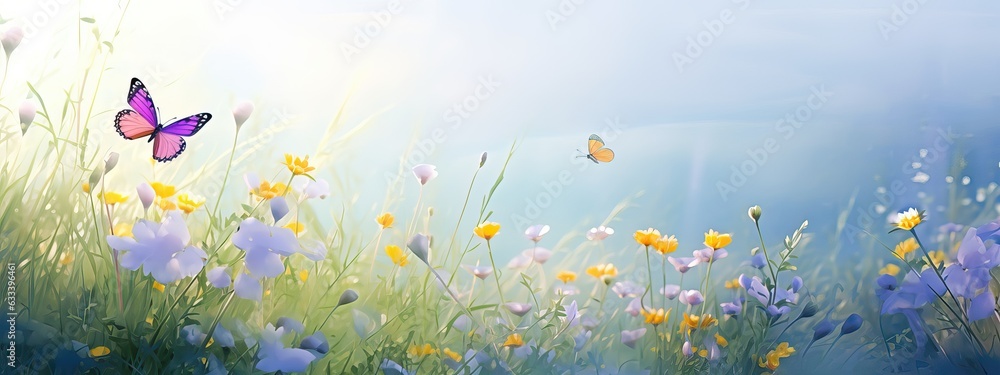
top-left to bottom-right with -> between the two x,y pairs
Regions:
104,152 -> 119,173
136,182 -> 155,211
232,101 -> 254,130
479,151 -> 487,168
840,313 -> 863,335
338,289 -> 359,306
748,205 -> 762,222
2,26 -> 23,57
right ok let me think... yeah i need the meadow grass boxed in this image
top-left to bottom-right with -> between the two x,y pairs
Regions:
2,7 -> 1000,375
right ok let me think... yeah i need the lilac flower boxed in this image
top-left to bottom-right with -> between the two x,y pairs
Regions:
206,267 -> 231,288
660,284 -> 681,299
620,328 -> 646,349
976,218 -> 1000,243
612,281 -> 643,298
136,182 -> 155,211
554,284 -> 579,296
720,297 -> 742,316
298,239 -> 328,262
679,290 -> 704,306
507,254 -> 531,269
299,332 -> 329,357
524,225 -> 550,242
682,340 -> 694,357
232,101 -> 254,129
270,197 -> 289,222
234,274 -> 262,302
790,276 -> 803,293
301,178 -> 330,200
767,305 -> 791,317
462,264 -> 493,279
586,226 -> 614,241
750,253 -> 767,269
213,324 -> 236,348
625,298 -> 642,317
504,302 -> 533,317
943,228 -> 1000,298
668,256 -> 700,273
256,324 -> 317,373
523,247 -> 552,264
452,315 -> 471,333
881,268 -> 946,314
233,218 -> 299,278
276,317 -> 305,334
702,336 -> 721,362
514,340 -> 555,362
353,310 -> 376,339
181,324 -> 206,346
411,164 -> 438,185
106,211 -> 206,284
693,247 -> 728,263
563,301 -> 580,327
406,234 -> 430,264
380,359 -> 415,375
581,315 -> 599,331
969,288 -> 996,321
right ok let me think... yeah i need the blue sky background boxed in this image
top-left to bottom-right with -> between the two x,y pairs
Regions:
5,0 -> 1000,268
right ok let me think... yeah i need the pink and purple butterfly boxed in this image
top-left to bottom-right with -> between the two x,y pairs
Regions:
114,77 -> 212,162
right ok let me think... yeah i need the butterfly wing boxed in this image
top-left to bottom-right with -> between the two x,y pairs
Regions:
127,78 -> 158,127
114,109 -> 156,140
588,134 -> 605,154
160,113 -> 212,136
152,132 -> 187,162
590,148 -> 615,163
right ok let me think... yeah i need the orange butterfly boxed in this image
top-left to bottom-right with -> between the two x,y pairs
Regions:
578,134 -> 615,164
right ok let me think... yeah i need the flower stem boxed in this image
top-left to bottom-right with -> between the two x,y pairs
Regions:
210,130 -> 240,226
642,246 -> 654,310
754,221 -> 778,305
486,240 -> 511,327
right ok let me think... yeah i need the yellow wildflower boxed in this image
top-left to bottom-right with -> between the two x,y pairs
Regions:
880,263 -> 901,276
89,346 -> 110,357
634,228 -> 660,247
177,193 -> 205,214
442,348 -> 462,362
641,308 -> 669,326
150,182 -> 176,199
503,333 -> 525,348
556,271 -> 577,283
253,180 -> 287,200
152,281 -> 165,292
385,245 -> 409,267
285,221 -> 305,236
704,229 -> 732,249
59,252 -> 74,266
758,342 -> 795,371
376,212 -> 395,228
680,313 -> 717,334
145,317 -> 153,325
82,182 -> 91,193
407,343 -> 437,357
724,278 -> 741,289
653,234 -> 679,255
927,250 -> 948,267
473,221 -> 501,240
715,333 -> 728,347
893,238 -> 918,259
298,270 -> 308,282
586,263 -> 618,284
158,199 -> 177,211
283,154 -> 315,176
102,192 -> 128,205
893,208 -> 924,231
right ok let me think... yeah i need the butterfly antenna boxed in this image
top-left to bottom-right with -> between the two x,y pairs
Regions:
575,149 -> 587,158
